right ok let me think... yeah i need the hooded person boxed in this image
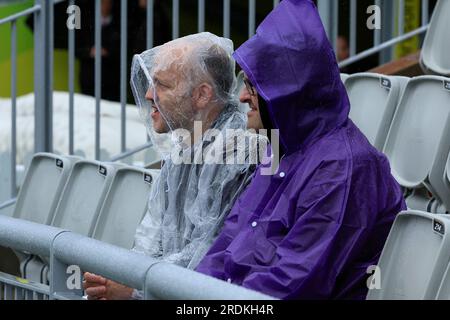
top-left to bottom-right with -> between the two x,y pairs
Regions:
196,0 -> 406,300
83,32 -> 264,300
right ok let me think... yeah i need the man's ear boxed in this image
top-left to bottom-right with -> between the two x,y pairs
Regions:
192,83 -> 214,110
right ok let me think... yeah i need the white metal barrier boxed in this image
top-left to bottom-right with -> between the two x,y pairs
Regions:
0,215 -> 274,300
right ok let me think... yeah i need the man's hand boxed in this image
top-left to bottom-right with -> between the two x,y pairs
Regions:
83,272 -> 134,300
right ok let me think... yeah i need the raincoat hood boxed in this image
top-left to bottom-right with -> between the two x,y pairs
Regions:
196,0 -> 406,300
233,0 -> 350,154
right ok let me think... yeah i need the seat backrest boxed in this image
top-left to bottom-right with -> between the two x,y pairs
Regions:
383,76 -> 450,189
393,76 -> 410,99
51,160 -> 121,236
340,73 -> 349,84
421,0 -> 450,77
92,167 -> 160,249
12,153 -> 79,225
436,215 -> 450,299
437,152 -> 450,212
346,73 -> 402,150
367,211 -> 450,300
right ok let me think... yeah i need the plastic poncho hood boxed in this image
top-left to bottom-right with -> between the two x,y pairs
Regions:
130,32 -> 237,157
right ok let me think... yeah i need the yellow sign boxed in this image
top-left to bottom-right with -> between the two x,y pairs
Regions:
15,277 -> 29,285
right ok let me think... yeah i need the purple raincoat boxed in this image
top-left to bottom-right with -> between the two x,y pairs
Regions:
196,0 -> 406,300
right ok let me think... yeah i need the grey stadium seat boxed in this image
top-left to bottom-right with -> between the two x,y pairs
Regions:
13,153 -> 79,225
346,73 -> 403,150
9,153 -> 79,283
92,167 -> 160,249
383,76 -> 450,210
436,223 -> 450,299
340,73 -> 349,84
51,160 -> 122,236
367,210 -> 450,300
421,0 -> 450,77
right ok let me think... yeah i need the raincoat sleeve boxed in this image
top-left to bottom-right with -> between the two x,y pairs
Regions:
194,198 -> 243,279
240,156 -> 403,299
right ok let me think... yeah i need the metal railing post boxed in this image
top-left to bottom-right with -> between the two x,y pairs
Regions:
380,0 -> 396,64
223,0 -> 231,38
120,0 -> 128,154
172,0 -> 179,39
95,0 -> 102,160
248,0 -> 256,38
147,0 -> 154,49
317,0 -> 333,47
34,0 -> 53,154
68,0 -> 75,155
10,21 -> 17,197
198,0 -> 205,32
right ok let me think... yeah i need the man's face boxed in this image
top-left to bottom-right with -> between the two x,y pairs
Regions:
337,37 -> 350,62
145,52 -> 194,134
240,74 -> 264,131
101,0 -> 113,17
138,0 -> 147,9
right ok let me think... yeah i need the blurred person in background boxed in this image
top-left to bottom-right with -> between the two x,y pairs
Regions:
76,0 -> 121,102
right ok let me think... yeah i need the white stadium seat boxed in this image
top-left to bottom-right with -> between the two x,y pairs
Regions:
384,76 -> 450,189
92,167 -> 160,249
346,73 -> 403,150
13,153 -> 79,225
51,160 -> 123,236
384,76 -> 450,211
421,0 -> 450,77
367,210 -> 450,300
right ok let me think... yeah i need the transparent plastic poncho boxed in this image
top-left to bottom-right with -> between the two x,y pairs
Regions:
130,32 -> 265,270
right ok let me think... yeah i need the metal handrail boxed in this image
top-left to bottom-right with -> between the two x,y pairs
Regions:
0,215 -> 275,300
0,5 -> 41,25
339,25 -> 429,69
109,141 -> 154,163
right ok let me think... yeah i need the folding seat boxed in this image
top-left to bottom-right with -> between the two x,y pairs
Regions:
432,155 -> 450,213
429,153 -> 450,214
5,153 -> 79,282
392,76 -> 409,99
436,235 -> 450,299
367,210 -> 450,300
22,160 -> 123,284
346,73 -> 403,150
50,160 -> 122,236
13,153 -> 79,225
92,167 -> 160,249
383,76 -> 450,212
0,153 -> 14,217
421,0 -> 450,77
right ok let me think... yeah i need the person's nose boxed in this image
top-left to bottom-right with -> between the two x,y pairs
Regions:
145,87 -> 154,101
239,87 -> 251,104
